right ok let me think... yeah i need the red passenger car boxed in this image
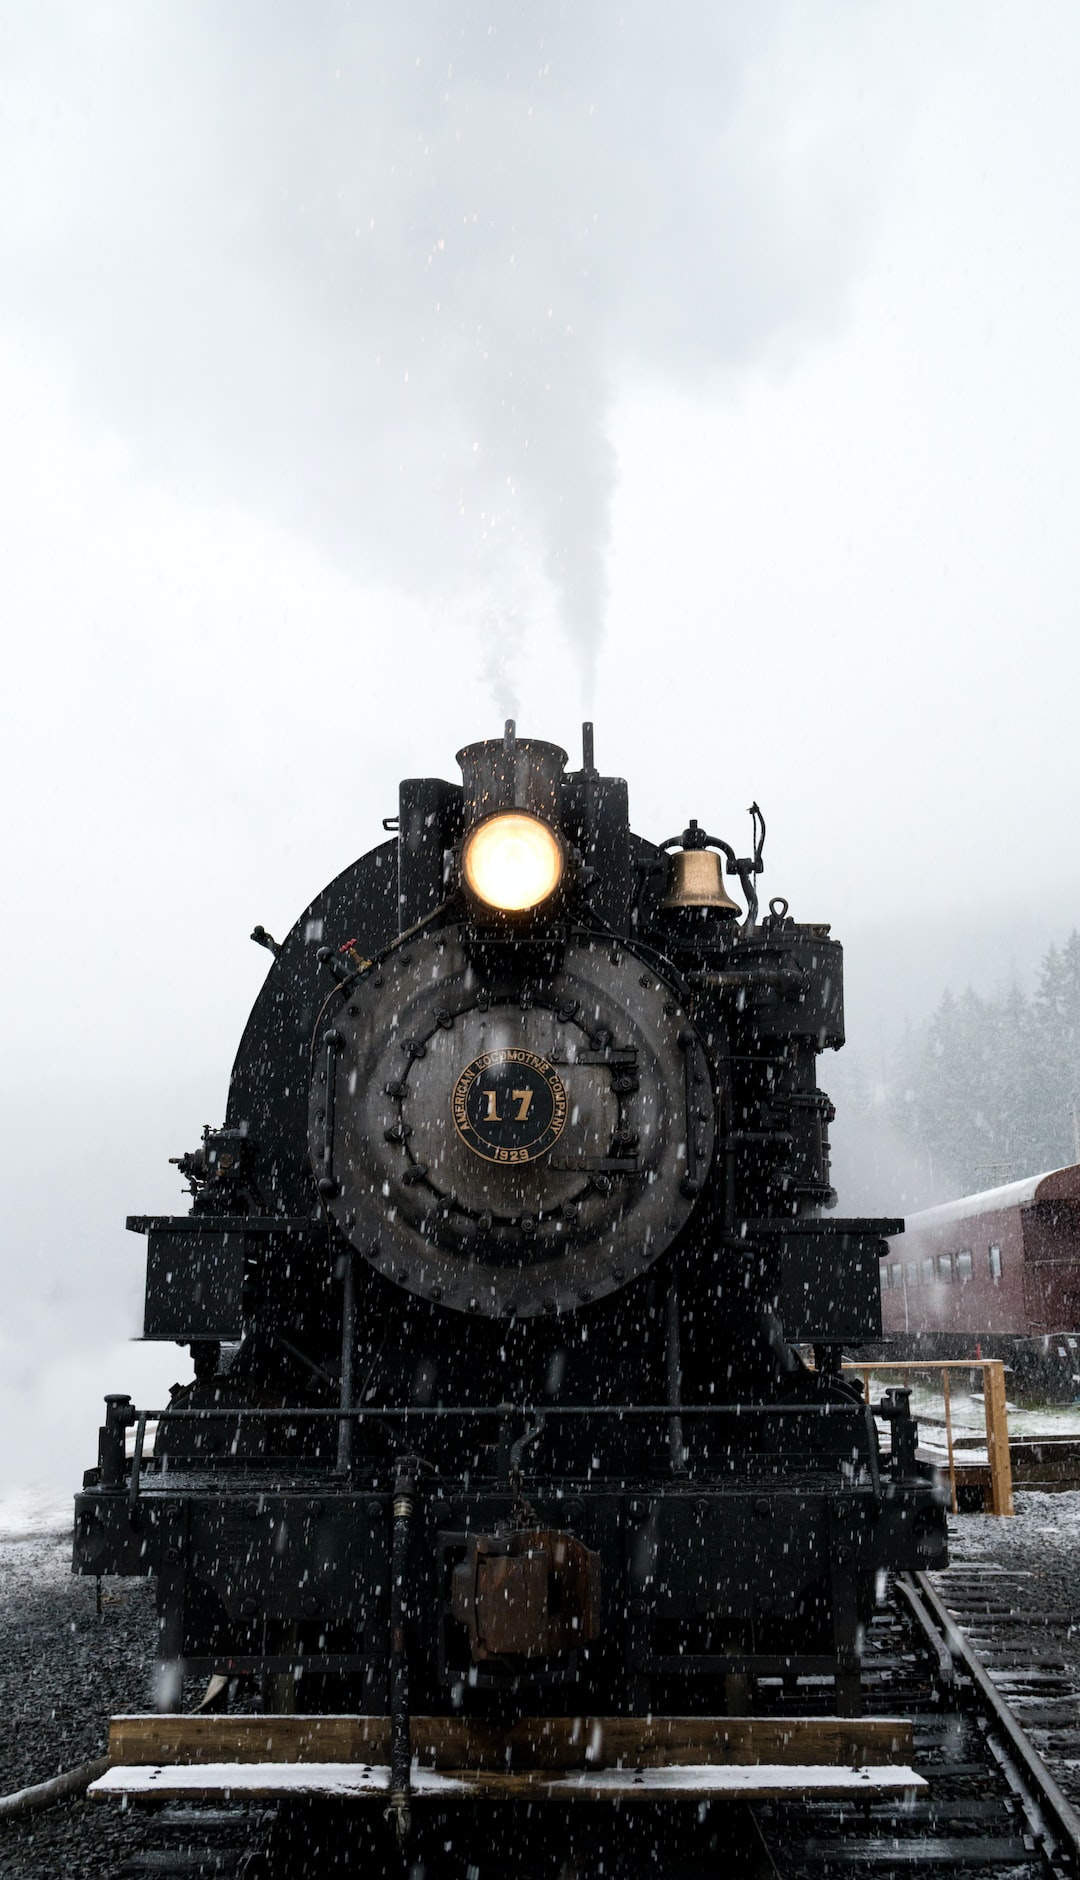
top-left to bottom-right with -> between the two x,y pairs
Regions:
878,1163 -> 1080,1400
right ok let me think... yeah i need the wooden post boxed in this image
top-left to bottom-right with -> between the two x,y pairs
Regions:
941,1367 -> 958,1515
983,1359 -> 1014,1517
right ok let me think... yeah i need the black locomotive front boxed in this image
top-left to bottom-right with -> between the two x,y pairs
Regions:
75,725 -> 945,1772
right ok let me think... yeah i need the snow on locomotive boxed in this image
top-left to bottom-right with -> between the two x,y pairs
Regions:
74,725 -> 946,1834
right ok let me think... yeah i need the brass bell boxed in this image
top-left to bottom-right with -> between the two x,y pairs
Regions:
660,846 -> 742,915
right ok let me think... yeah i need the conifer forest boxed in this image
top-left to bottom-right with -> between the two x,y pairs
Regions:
893,931 -> 1080,1196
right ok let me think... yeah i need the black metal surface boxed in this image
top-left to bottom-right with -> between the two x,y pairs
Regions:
143,1226 -> 248,1340
387,1458 -> 416,1845
456,727 -> 568,829
311,930 -> 715,1316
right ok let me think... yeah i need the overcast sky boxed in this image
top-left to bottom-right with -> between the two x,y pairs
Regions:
3,3 -> 1079,1495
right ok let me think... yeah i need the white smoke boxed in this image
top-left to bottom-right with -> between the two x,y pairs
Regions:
0,3 -> 921,700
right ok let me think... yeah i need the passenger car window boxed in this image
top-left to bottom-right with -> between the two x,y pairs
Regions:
956,1250 -> 973,1280
988,1243 -> 1002,1281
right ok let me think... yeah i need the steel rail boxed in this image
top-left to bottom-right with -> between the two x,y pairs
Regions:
906,1569 -> 1080,1876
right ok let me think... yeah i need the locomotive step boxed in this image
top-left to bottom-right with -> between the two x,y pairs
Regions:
90,1712 -> 924,1807
91,1759 -> 925,1805
101,1711 -> 915,1771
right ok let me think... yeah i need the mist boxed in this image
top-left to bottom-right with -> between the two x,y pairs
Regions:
0,3 -> 923,697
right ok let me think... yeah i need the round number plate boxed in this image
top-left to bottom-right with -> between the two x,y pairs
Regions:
452,1049 -> 568,1164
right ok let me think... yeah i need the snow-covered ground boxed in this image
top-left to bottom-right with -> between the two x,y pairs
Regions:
0,1486 -> 73,1543
0,1337 -> 185,1533
908,1388 -> 1080,1441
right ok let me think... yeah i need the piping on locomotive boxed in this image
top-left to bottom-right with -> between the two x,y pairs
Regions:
75,726 -> 946,1787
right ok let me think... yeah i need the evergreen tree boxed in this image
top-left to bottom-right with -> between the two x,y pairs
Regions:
1032,932 -> 1080,1164
890,931 -> 1080,1197
986,979 -> 1046,1183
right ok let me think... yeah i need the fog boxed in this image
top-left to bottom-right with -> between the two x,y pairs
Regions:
2,2 -> 1079,1495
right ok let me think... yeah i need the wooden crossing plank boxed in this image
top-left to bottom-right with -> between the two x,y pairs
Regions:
107,1713 -> 914,1771
90,1760 -> 927,1805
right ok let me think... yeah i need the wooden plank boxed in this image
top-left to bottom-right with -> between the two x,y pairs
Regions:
984,1361 -> 1015,1517
90,1760 -> 927,1805
108,1714 -> 913,1771
942,1368 -> 958,1514
843,1360 -> 991,1370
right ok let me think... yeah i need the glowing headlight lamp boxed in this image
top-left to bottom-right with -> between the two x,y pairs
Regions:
462,812 -> 564,911
457,723 -> 568,915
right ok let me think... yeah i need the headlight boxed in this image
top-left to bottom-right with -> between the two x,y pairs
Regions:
461,812 -> 564,912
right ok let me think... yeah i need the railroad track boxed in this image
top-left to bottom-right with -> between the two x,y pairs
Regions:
924,1561 -> 1080,1841
105,1577 -> 1080,1880
926,1561 -> 1080,1789
750,1571 -> 1080,1877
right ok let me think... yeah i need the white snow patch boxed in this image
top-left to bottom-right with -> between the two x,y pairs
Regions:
90,1761 -> 926,1801
90,1762 -> 467,1798
0,1485 -> 72,1541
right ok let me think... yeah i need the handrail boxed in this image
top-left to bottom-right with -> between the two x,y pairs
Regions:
106,1402 -> 881,1421
95,1393 -> 912,1517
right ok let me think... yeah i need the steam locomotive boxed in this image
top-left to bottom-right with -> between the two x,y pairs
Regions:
74,726 -> 945,1839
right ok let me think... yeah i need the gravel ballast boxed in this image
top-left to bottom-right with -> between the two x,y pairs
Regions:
0,1524 -> 158,1877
